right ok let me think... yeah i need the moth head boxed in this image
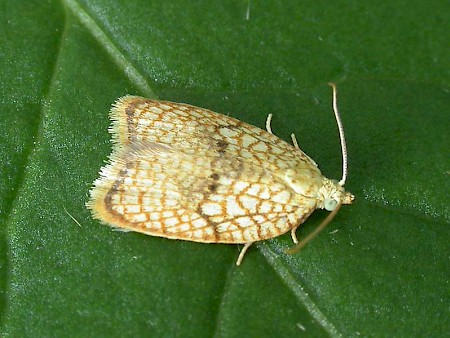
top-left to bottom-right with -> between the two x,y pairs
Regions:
285,178 -> 354,255
322,179 -> 354,211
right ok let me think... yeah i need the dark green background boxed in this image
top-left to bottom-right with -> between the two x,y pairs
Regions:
1,1 -> 448,337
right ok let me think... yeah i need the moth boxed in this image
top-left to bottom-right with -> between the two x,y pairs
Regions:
87,84 -> 354,265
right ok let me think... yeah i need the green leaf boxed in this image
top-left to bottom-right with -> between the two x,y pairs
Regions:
1,0 -> 448,337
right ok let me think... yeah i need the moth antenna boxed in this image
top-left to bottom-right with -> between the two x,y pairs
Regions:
328,83 -> 348,186
285,202 -> 342,255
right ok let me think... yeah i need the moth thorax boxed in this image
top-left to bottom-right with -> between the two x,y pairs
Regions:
283,168 -> 322,198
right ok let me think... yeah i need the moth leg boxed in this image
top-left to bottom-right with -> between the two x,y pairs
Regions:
236,242 -> 253,266
291,133 -> 317,165
291,133 -> 300,150
265,114 -> 273,134
291,227 -> 299,244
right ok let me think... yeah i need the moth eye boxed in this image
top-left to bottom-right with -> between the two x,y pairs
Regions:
324,198 -> 338,211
